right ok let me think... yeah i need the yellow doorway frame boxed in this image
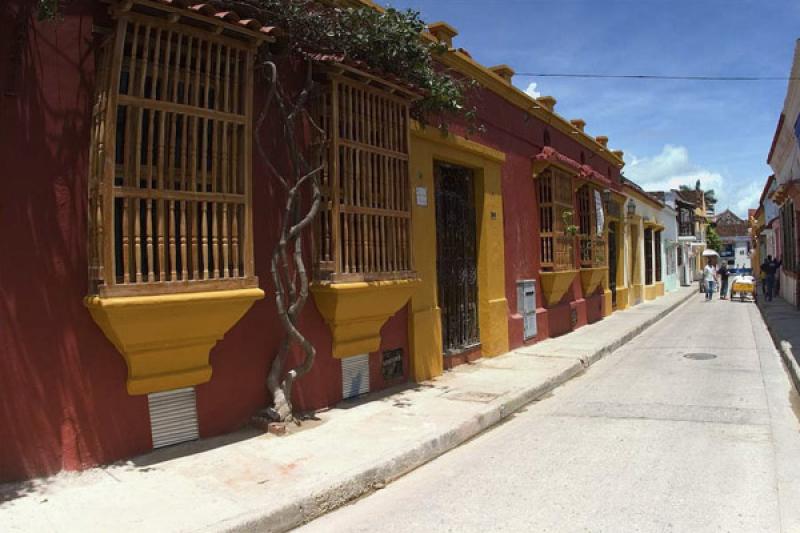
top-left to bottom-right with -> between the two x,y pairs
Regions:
408,125 -> 509,381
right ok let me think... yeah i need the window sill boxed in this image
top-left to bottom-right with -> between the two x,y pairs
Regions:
579,266 -> 607,296
85,288 -> 264,395
539,269 -> 579,307
311,278 -> 421,358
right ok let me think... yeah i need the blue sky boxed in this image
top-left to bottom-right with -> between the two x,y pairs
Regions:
383,0 -> 800,217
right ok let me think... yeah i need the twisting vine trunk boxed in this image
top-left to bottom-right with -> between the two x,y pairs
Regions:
255,59 -> 326,422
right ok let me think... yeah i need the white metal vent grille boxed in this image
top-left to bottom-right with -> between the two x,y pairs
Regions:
147,387 -> 199,449
342,354 -> 370,399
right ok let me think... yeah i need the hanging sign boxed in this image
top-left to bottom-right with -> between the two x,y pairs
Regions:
594,190 -> 605,237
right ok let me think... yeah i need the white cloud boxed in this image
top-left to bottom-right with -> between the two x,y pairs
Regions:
731,182 -> 762,217
625,145 -> 722,192
624,144 -> 757,217
524,82 -> 541,99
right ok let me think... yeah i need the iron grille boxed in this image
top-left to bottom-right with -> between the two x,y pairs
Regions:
435,163 -> 480,355
382,348 -> 404,381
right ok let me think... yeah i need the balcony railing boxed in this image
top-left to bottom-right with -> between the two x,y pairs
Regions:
579,236 -> 607,268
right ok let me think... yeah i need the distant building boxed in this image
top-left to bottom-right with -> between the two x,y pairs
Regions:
714,209 -> 752,272
650,188 -> 710,286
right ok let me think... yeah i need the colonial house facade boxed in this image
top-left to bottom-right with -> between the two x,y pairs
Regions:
1,0 -> 678,482
766,39 -> 800,307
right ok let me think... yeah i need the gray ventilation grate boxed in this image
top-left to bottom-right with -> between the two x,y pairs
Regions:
147,387 -> 199,448
342,354 -> 370,399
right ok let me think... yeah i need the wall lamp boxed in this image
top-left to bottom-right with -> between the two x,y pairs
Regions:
626,199 -> 636,218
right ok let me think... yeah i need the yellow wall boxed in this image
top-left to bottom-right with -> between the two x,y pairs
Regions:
627,217 -> 644,307
408,125 -> 509,381
604,217 -> 626,315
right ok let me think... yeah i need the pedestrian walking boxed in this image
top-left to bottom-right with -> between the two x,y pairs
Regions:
761,255 -> 777,302
703,259 -> 717,300
718,262 -> 730,299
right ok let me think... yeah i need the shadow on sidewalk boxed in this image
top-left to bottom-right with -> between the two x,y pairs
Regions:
129,380 -> 446,469
758,295 -> 800,393
0,479 -> 37,505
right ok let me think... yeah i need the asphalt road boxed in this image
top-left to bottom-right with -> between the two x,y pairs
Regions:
297,296 -> 800,532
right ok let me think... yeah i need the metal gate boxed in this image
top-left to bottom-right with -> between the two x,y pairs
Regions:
435,163 -> 480,355
608,222 -> 618,307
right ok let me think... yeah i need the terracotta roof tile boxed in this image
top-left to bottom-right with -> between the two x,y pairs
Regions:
535,147 -> 611,187
139,0 -> 281,40
305,52 -> 426,97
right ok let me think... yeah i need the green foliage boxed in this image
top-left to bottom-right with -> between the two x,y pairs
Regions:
226,0 -> 475,127
36,0 -> 61,20
706,226 -> 722,252
562,210 -> 579,237
39,0 -> 476,127
679,182 -> 717,208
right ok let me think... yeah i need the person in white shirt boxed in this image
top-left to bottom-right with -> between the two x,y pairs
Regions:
703,259 -> 718,301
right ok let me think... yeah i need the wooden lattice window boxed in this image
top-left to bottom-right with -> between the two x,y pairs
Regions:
88,13 -> 259,297
537,168 -> 574,271
315,74 -> 414,282
678,206 -> 694,237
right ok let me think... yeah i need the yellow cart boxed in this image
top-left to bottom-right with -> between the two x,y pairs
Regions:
730,275 -> 757,302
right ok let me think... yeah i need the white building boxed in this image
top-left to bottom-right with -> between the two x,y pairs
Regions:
766,39 -> 800,306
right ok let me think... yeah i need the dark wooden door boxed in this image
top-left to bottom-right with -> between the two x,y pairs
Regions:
435,163 -> 479,355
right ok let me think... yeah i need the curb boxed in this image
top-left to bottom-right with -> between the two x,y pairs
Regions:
225,361 -> 584,533
220,289 -> 696,533
757,302 -> 800,394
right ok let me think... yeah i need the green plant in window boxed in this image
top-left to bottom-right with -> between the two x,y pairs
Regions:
562,210 -> 579,237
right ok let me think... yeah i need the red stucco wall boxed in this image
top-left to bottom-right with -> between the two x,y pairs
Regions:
1,2 -> 617,481
0,2 -> 154,481
0,4 -> 409,481
443,81 -> 621,348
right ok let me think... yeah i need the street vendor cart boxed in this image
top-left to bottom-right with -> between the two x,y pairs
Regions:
730,274 -> 757,302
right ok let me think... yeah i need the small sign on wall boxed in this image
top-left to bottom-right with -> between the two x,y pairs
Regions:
415,186 -> 428,207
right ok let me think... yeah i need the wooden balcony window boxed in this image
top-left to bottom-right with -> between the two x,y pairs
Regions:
537,168 -> 575,271
314,75 -> 414,283
88,13 -> 258,297
678,207 -> 694,237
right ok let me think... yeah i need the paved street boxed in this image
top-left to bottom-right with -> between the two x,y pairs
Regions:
299,296 -> 800,533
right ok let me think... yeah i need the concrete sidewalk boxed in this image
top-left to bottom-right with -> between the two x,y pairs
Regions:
758,295 -> 800,393
1,287 -> 695,533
